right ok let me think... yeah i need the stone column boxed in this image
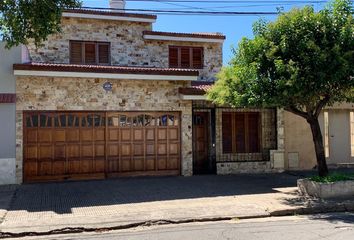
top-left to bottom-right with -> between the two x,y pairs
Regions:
180,104 -> 193,176
15,111 -> 23,184
270,108 -> 285,171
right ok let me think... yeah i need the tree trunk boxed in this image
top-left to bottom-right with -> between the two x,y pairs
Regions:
307,117 -> 329,177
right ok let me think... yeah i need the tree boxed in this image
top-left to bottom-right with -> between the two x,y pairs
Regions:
208,0 -> 354,176
0,0 -> 81,48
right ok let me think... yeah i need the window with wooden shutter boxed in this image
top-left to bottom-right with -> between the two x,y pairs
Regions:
98,43 -> 110,64
169,47 -> 179,68
70,42 -> 83,64
222,113 -> 233,153
84,43 -> 96,64
180,47 -> 191,68
222,112 -> 261,154
192,48 -> 203,69
248,113 -> 260,153
168,46 -> 203,69
69,41 -> 110,65
234,113 -> 246,153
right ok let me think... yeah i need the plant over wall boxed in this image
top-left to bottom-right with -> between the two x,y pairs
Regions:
208,0 -> 354,176
0,0 -> 81,48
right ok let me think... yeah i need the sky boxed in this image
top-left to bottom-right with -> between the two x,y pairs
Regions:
82,0 -> 329,65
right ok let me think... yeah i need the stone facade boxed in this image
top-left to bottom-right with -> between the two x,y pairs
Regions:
27,17 -> 223,81
217,161 -> 272,174
269,108 -> 285,170
15,76 -> 193,183
11,13 -> 288,183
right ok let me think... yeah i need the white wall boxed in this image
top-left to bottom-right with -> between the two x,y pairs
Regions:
0,42 -> 22,184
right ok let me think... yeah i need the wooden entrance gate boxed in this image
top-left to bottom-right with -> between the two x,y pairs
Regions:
23,111 -> 181,182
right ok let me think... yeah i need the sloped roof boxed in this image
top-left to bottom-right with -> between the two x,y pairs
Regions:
64,9 -> 157,20
13,63 -> 199,76
179,81 -> 214,95
143,31 -> 226,40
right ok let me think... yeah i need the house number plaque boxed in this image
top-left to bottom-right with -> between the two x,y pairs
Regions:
103,82 -> 113,92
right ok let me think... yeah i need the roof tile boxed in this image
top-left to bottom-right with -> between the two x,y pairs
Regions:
64,9 -> 156,19
13,63 -> 199,76
143,30 -> 226,40
179,81 -> 214,95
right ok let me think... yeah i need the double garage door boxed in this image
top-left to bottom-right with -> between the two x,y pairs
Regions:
23,111 -> 181,183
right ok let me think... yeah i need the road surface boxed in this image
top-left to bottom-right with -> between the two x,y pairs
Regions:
20,212 -> 354,240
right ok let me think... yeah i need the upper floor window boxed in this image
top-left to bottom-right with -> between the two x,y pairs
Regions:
70,41 -> 110,65
169,46 -> 203,69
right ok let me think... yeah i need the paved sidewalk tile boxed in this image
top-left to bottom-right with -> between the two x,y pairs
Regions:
1,173 -> 352,234
0,174 -> 301,233
0,185 -> 17,224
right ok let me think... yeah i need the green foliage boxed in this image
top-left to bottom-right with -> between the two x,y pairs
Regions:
310,172 -> 354,183
208,0 -> 354,112
0,0 -> 81,48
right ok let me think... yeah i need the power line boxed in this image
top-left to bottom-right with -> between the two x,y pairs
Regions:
121,0 -> 331,12
147,2 -> 324,10
81,6 -> 279,15
125,0 -> 328,3
153,0 -> 214,11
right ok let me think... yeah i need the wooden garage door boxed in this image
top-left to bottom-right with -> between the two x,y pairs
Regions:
23,111 -> 181,182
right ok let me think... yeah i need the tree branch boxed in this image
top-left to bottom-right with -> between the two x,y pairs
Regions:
284,106 -> 308,119
314,95 -> 330,118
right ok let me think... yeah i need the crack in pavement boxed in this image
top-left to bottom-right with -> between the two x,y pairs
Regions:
1,206 -> 354,239
0,216 -> 272,239
2,204 -> 354,239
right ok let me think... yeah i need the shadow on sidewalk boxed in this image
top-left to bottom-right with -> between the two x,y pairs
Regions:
8,173 -> 300,214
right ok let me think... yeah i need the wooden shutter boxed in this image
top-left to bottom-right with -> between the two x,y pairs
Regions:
222,113 -> 233,153
192,48 -> 203,69
169,47 -> 179,68
70,42 -> 83,64
248,113 -> 260,153
180,47 -> 191,68
85,43 -> 96,64
98,43 -> 110,64
234,113 -> 246,153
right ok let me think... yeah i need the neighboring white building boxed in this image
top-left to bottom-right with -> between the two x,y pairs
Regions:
0,43 -> 24,184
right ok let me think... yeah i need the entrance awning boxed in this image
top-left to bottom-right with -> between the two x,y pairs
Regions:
179,81 -> 214,100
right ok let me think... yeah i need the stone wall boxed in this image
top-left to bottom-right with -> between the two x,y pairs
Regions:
269,108 -> 285,170
217,161 -> 272,174
27,17 -> 223,81
15,76 -> 193,183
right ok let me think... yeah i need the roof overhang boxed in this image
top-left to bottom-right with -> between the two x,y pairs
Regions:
62,9 -> 156,23
143,31 -> 226,43
13,63 -> 199,81
179,81 -> 213,100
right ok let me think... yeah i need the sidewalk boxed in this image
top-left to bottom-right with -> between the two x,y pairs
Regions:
0,173 -> 354,237
0,185 -> 17,226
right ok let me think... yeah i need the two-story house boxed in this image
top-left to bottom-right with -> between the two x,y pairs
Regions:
8,0 -> 287,184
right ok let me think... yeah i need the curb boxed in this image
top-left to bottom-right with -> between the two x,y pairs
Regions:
1,202 -> 354,239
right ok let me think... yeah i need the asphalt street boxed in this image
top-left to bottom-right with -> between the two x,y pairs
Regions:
19,212 -> 354,240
